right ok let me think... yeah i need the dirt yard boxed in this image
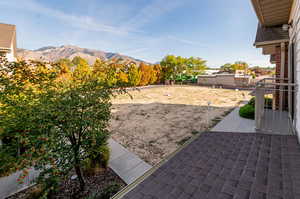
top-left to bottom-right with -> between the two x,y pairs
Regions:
110,86 -> 251,165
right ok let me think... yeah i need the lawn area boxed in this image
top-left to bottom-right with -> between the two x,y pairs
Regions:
110,86 -> 251,165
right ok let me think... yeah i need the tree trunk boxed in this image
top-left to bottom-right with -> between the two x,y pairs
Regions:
75,164 -> 85,191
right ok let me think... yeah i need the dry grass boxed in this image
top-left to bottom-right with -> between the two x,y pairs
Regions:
109,86 -> 251,165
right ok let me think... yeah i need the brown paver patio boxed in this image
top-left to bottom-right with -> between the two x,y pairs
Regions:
119,132 -> 300,199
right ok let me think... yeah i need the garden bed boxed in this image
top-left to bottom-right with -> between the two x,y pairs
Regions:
110,86 -> 251,165
7,168 -> 126,199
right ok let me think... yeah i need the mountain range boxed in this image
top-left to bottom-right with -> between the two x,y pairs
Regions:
17,45 -> 146,65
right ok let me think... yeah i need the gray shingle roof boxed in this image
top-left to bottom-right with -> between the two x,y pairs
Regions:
0,23 -> 16,49
121,132 -> 300,199
255,23 -> 289,46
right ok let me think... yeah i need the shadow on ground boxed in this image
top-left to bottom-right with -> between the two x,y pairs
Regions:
109,102 -> 235,165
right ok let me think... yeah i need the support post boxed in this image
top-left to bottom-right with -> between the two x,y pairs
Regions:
279,42 -> 285,111
255,87 -> 264,131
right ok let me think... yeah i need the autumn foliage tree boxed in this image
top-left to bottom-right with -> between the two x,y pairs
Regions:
72,56 -> 92,80
0,56 -> 121,197
139,63 -> 153,86
161,55 -> 207,81
220,61 -> 249,74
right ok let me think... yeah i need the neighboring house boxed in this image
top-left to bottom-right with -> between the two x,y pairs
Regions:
235,70 -> 248,77
0,23 -> 17,62
251,0 -> 300,139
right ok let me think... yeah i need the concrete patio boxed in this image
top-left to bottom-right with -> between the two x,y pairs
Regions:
212,106 -> 256,133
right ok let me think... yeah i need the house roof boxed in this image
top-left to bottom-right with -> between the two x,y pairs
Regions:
116,132 -> 300,199
251,0 -> 293,27
254,23 -> 289,46
0,23 -> 16,50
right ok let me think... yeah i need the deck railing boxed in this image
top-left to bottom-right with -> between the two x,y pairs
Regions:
255,78 -> 297,134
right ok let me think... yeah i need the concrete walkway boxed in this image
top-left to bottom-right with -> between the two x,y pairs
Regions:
211,106 -> 256,133
108,139 -> 152,185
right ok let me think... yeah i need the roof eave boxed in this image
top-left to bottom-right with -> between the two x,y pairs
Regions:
251,0 -> 265,25
250,0 -> 293,27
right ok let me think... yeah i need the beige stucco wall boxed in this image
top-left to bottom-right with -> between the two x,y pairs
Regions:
197,75 -> 217,85
215,75 -> 235,86
197,74 -> 251,87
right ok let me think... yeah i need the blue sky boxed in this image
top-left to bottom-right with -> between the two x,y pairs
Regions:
0,0 -> 271,67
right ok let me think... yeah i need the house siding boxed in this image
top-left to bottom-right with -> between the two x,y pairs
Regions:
290,0 -> 300,140
5,43 -> 16,62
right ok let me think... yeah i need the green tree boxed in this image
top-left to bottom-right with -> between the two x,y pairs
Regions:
160,55 -> 186,80
93,59 -> 107,82
37,79 -> 113,192
186,57 -> 207,77
127,63 -> 141,86
220,63 -> 234,73
72,56 -> 92,80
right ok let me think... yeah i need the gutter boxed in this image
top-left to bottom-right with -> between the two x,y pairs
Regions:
254,39 -> 289,47
112,132 -> 205,199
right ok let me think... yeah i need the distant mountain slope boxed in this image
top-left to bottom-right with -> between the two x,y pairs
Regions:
17,45 -> 146,65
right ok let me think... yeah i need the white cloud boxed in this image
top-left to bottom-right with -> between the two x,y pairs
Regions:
165,35 -> 208,47
0,0 -> 127,35
122,47 -> 149,55
121,0 -> 185,31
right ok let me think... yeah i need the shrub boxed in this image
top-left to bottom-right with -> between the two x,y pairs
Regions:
239,104 -> 255,119
248,97 -> 273,108
248,97 -> 255,106
97,183 -> 121,199
84,183 -> 121,199
84,145 -> 110,175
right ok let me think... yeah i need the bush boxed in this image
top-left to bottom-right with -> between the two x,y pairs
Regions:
239,104 -> 255,119
85,183 -> 121,199
98,183 -> 121,199
247,97 -> 273,108
248,97 -> 255,106
84,145 -> 110,175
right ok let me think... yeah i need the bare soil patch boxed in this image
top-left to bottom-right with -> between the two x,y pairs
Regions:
110,86 -> 251,165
